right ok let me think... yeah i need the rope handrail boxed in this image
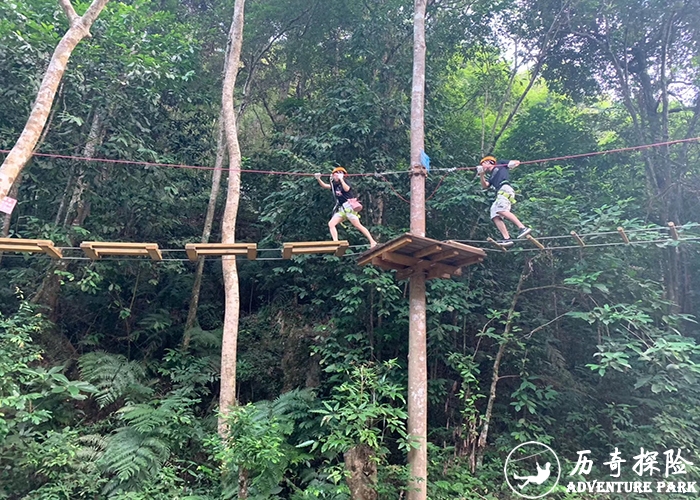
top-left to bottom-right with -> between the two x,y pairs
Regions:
2,136 -> 698,177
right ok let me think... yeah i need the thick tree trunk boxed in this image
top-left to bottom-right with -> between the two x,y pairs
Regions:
218,0 -> 246,437
407,1 -> 428,499
0,173 -> 22,265
0,0 -> 110,202
344,444 -> 378,500
183,116 -> 226,344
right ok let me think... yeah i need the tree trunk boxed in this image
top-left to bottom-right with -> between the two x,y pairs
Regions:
408,1 -> 428,499
0,173 -> 22,265
344,444 -> 378,500
475,263 -> 530,469
32,109 -> 104,319
0,0 -> 110,202
63,110 -> 104,227
183,116 -> 226,345
218,0 -> 246,437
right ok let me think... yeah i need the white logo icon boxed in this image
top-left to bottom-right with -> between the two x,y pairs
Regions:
504,441 -> 561,498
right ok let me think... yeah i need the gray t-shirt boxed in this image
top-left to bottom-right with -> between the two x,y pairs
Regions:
488,160 -> 512,192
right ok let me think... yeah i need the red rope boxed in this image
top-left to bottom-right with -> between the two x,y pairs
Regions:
1,136 -> 698,176
377,174 -> 410,203
426,173 -> 449,201
452,136 -> 700,172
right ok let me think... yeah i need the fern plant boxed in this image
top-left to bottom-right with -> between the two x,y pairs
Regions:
99,387 -> 202,496
78,351 -> 152,408
215,389 -> 318,500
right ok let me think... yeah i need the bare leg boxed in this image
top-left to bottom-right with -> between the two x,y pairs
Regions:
497,210 -> 526,229
349,217 -> 377,247
492,216 -> 510,239
328,215 -> 343,241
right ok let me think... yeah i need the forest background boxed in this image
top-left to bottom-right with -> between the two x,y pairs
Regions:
1,0 -> 700,498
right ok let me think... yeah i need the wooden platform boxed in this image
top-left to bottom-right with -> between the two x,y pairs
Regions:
0,238 -> 62,259
185,243 -> 257,261
81,242 -> 162,261
357,234 -> 486,280
282,240 -> 349,259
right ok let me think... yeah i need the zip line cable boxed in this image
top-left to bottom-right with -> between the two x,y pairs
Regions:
2,136 -> 699,177
1,225 -> 698,262
4,136 -> 697,207
0,236 -> 698,262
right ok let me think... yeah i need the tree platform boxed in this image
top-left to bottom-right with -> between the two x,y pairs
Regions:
80,241 -> 162,261
0,238 -> 62,259
185,243 -> 257,261
282,240 -> 349,259
357,234 -> 486,280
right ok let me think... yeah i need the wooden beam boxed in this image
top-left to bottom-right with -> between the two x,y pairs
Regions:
525,234 -> 545,250
422,248 -> 459,263
39,243 -> 62,259
570,231 -> 585,247
617,227 -> 630,244
486,237 -> 509,252
0,244 -> 45,253
374,256 -> 406,271
185,244 -> 198,261
396,260 -> 459,281
184,243 -> 257,261
443,240 -> 486,256
357,236 -> 413,266
427,266 -> 456,280
425,262 -> 459,276
381,252 -> 419,267
87,248 -> 149,256
80,242 -> 162,260
667,222 -> 680,240
0,238 -> 52,245
412,244 -> 442,259
145,244 -> 163,261
285,240 -> 345,248
334,241 -> 349,257
282,240 -> 349,259
86,242 -> 156,248
0,238 -> 62,258
450,256 -> 484,267
396,266 -> 422,280
80,243 -> 99,260
289,246 -> 342,254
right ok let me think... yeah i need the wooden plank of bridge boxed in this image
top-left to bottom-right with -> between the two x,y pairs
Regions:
486,237 -> 510,252
185,243 -> 257,261
525,234 -> 545,250
281,240 -> 349,259
80,242 -> 163,261
0,238 -> 63,258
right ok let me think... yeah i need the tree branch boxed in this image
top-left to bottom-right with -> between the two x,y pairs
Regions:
58,0 -> 79,27
81,0 -> 111,27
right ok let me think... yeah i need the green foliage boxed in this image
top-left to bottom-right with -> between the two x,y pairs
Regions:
312,358 -> 409,457
215,389 -> 317,500
79,351 -> 151,408
0,302 -> 96,439
1,0 -> 700,497
98,387 -> 207,496
0,302 -> 50,439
